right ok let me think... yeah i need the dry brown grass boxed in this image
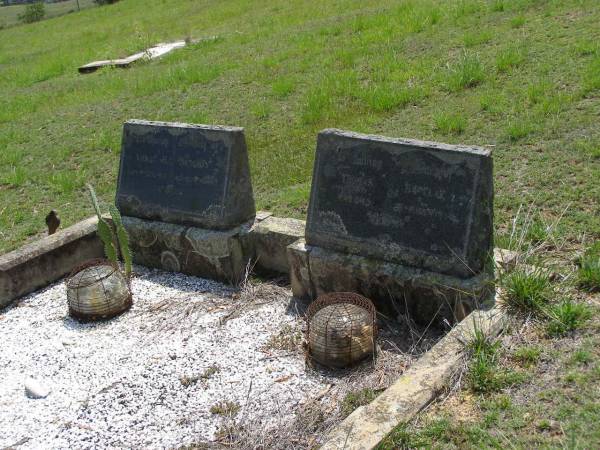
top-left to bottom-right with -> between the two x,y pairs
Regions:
204,310 -> 443,449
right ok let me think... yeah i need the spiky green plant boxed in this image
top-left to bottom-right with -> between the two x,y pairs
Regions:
87,184 -> 132,278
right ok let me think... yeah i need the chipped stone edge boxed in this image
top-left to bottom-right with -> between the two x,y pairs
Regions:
319,305 -> 508,450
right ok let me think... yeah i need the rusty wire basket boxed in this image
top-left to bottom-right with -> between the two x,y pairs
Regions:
66,259 -> 132,321
306,292 -> 377,369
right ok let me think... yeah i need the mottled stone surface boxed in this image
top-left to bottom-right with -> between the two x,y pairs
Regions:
0,217 -> 103,309
320,306 -> 506,450
251,216 -> 305,274
306,129 -> 494,278
287,240 -> 494,326
116,120 -> 255,230
123,216 -> 251,284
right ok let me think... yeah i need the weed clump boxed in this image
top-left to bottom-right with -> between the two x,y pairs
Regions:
513,346 -> 541,368
496,46 -> 525,72
505,119 -> 534,141
466,323 -> 526,394
577,242 -> 600,292
490,1 -> 505,12
466,326 -> 501,393
546,299 -> 592,337
434,112 -> 467,134
444,51 -> 485,92
501,268 -> 552,317
340,388 -> 380,417
210,401 -> 241,417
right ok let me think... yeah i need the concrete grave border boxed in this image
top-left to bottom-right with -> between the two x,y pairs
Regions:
1,213 -> 513,450
0,213 -> 302,308
0,217 -> 103,308
320,305 -> 507,450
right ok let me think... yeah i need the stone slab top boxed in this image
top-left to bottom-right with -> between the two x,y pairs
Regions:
306,129 -> 494,278
320,128 -> 491,157
125,119 -> 245,133
116,120 -> 255,230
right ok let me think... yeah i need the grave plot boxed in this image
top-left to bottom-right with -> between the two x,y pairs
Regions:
0,265 -> 442,449
0,123 -> 500,449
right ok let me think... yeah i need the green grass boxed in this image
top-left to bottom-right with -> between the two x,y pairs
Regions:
500,268 -> 552,317
340,388 -> 381,417
513,345 -> 542,368
0,0 -> 599,254
434,112 -> 467,134
570,347 -> 593,365
525,216 -> 550,244
0,0 -> 96,28
463,30 -> 492,48
496,45 -> 526,72
466,330 -> 526,394
380,301 -> 600,449
577,242 -> 600,291
443,50 -> 485,91
546,299 -> 592,337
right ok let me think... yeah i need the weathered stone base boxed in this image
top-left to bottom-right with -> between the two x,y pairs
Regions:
287,240 -> 494,325
123,216 -> 253,284
248,216 -> 305,275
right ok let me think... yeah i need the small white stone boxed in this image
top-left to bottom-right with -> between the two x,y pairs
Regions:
24,377 -> 51,399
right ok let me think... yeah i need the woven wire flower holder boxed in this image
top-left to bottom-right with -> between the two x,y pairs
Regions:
66,259 -> 132,321
306,292 -> 377,368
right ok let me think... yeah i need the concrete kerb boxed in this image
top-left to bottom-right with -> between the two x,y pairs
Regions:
1,212 -> 517,313
0,216 -> 104,308
0,212 -> 512,449
320,305 -> 508,450
0,212 -> 298,310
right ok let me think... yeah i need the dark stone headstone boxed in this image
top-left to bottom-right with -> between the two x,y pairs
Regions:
116,120 -> 255,230
306,129 -> 493,278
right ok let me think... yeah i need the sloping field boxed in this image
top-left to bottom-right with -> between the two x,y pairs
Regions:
0,0 -> 598,253
0,0 -> 96,28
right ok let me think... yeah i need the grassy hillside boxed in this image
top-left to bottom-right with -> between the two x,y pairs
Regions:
0,0 -> 96,28
0,0 -> 599,253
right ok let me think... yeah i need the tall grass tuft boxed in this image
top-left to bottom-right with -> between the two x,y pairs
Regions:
434,112 -> 467,134
362,85 -> 425,112
465,320 -> 524,393
444,51 -> 485,92
546,299 -> 592,337
577,243 -> 600,292
500,268 -> 552,317
496,46 -> 526,72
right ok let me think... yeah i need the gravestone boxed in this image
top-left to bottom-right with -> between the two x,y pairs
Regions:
115,120 -> 256,282
306,129 -> 493,278
116,120 -> 255,230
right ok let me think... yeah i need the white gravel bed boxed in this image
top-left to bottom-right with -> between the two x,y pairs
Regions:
0,266 -> 327,449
